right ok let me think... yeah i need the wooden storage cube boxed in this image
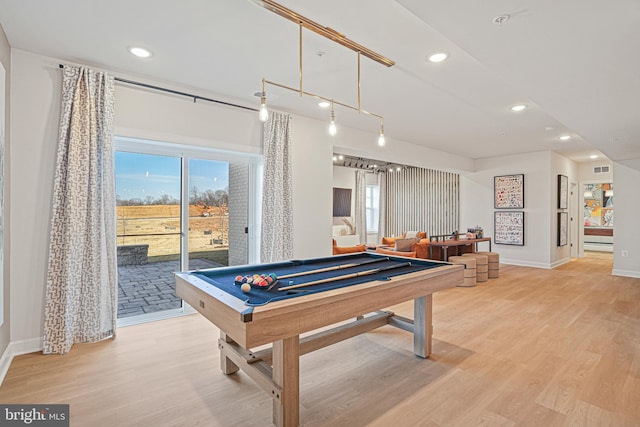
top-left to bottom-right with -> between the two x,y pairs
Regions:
476,271 -> 489,283
478,251 -> 499,279
448,255 -> 476,287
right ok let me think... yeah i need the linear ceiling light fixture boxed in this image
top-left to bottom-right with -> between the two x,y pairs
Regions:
253,0 -> 393,146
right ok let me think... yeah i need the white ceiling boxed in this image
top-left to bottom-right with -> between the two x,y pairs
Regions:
0,0 -> 638,168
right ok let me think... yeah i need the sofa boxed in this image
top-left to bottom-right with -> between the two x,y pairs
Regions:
332,239 -> 367,255
379,231 -> 432,260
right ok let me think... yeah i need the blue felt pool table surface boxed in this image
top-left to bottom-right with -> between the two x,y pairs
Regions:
191,252 -> 447,307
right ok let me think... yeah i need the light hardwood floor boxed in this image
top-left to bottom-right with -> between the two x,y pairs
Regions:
1,253 -> 638,426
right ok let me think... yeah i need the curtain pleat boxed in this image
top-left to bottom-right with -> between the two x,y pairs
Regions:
354,170 -> 367,244
377,172 -> 386,243
260,112 -> 293,262
384,167 -> 459,237
43,65 -> 116,354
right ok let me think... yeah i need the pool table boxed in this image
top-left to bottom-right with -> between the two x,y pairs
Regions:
175,252 -> 463,427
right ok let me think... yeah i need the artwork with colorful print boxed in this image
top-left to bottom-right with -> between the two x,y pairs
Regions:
494,174 -> 524,209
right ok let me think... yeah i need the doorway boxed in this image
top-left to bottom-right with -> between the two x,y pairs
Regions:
115,138 -> 260,325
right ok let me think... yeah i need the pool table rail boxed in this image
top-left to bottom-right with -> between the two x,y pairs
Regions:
176,263 -> 463,349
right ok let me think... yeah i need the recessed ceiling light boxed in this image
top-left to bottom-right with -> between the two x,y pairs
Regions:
427,52 -> 449,63
318,101 -> 331,108
493,14 -> 510,25
590,155 -> 598,159
510,104 -> 527,112
128,46 -> 152,58
338,154 -> 344,161
545,126 -> 556,131
559,135 -> 571,141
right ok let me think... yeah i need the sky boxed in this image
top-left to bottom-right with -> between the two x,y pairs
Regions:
115,152 -> 229,201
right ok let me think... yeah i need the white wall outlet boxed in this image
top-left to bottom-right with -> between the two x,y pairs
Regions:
621,250 -> 629,257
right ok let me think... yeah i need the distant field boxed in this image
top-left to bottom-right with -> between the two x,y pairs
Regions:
116,204 -> 229,262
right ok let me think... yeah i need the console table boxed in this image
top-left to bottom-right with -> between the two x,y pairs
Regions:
428,237 -> 492,261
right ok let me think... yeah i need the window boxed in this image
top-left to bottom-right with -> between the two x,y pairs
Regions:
366,184 -> 379,233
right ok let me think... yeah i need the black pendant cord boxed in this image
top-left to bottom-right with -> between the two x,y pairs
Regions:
58,64 -> 258,112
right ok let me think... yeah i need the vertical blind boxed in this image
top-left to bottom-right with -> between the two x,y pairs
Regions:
384,168 -> 459,238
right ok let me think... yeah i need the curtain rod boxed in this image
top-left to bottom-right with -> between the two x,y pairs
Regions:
58,64 -> 258,112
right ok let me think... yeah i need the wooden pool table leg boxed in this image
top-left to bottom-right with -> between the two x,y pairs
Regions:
272,335 -> 300,427
219,332 -> 239,374
414,295 -> 433,358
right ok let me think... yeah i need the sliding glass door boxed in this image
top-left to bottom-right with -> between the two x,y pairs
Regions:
115,138 -> 258,324
187,160 -> 250,270
115,151 -> 183,321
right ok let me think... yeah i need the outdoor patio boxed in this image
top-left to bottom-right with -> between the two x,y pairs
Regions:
117,258 -> 224,318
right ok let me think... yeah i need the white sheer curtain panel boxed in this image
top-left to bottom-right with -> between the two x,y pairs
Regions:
354,170 -> 367,244
260,112 -> 293,262
377,172 -> 387,244
43,65 -> 117,354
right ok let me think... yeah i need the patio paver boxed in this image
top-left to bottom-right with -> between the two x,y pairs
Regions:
117,258 -> 224,318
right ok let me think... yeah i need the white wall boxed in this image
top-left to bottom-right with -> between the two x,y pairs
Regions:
330,166 -> 368,247
461,151 -> 554,268
115,85 -> 262,154
332,166 -> 356,215
288,115 -> 333,259
332,124 -> 475,174
550,152 -> 578,267
578,160 -> 614,182
612,163 -> 640,278
9,50 -> 60,346
0,23 -> 11,359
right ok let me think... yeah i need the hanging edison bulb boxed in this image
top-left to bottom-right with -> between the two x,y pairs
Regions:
328,101 -> 337,136
259,92 -> 269,122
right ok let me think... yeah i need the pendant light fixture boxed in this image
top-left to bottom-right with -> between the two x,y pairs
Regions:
253,0 -> 393,146
258,80 -> 269,122
328,101 -> 337,136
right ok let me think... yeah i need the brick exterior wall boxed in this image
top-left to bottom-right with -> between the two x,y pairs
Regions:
228,163 -> 248,266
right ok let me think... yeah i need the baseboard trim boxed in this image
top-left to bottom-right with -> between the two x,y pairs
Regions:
0,337 -> 43,386
0,345 -> 13,387
612,269 -> 640,279
551,258 -> 571,269
584,244 -> 613,253
500,259 -> 552,269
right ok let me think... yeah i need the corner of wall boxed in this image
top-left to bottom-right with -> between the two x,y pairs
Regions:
0,19 -> 12,364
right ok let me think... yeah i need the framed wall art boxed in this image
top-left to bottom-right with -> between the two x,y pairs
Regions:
494,174 -> 524,209
494,211 -> 525,246
558,174 -> 568,209
558,212 -> 568,246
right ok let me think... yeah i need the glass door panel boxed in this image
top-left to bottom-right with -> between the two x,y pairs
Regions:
115,151 -> 182,320
187,159 -> 249,270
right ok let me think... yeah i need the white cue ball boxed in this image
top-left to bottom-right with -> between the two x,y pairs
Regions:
241,283 -> 251,293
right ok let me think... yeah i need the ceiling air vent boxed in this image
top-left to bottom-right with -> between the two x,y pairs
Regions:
594,165 -> 610,173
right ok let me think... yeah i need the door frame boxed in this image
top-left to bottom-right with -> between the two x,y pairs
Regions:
115,136 -> 261,326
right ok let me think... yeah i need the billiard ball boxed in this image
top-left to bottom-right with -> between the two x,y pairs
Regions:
241,283 -> 251,293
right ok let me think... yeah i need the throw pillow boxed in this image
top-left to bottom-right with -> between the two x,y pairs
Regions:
375,247 -> 417,258
381,236 -> 396,246
405,230 -> 419,238
333,244 -> 367,255
395,237 -> 420,252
